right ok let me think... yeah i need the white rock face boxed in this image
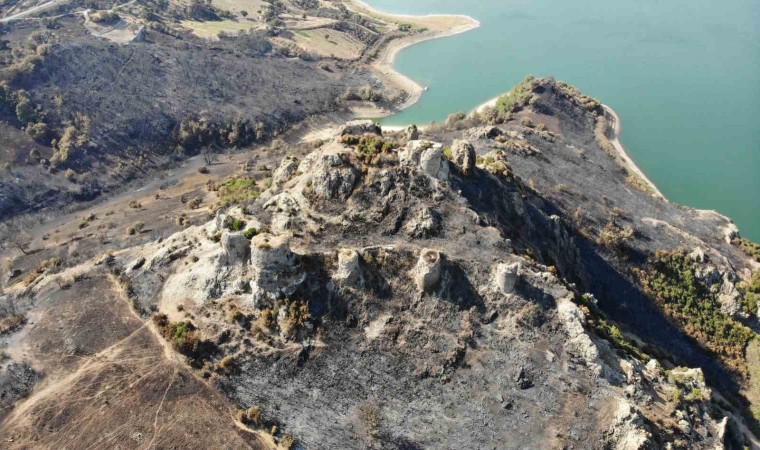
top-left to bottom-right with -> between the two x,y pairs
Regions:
250,233 -> 301,307
722,222 -> 740,244
643,359 -> 663,381
451,139 -> 476,175
335,249 -> 361,286
492,262 -> 520,294
154,226 -> 249,304
715,417 -> 729,449
688,247 -> 707,263
263,192 -> 302,234
412,249 -> 443,292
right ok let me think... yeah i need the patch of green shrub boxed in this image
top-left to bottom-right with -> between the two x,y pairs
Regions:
494,75 -> 537,117
638,251 -> 755,373
741,271 -> 760,315
218,176 -> 260,206
14,90 -> 37,125
25,122 -> 48,142
224,216 -> 246,232
90,10 -> 120,24
736,238 -> 760,263
243,228 -> 259,240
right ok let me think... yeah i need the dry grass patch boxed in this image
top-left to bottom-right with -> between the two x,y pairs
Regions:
182,19 -> 260,39
287,28 -> 364,59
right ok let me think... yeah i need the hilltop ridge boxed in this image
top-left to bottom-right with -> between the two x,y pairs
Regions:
1,77 -> 759,448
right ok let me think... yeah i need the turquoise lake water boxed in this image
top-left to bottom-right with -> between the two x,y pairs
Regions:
366,0 -> 760,241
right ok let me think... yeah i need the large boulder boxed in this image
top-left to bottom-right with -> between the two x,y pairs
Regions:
492,262 -> 520,294
411,249 -> 443,292
339,120 -> 381,136
334,249 -> 361,286
400,140 -> 450,182
451,139 -> 476,175
250,233 -> 301,307
405,124 -> 419,140
272,156 -> 300,187
308,150 -> 359,200
402,141 -> 450,181
465,126 -> 502,141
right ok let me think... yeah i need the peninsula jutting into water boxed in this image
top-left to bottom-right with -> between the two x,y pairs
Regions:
368,0 -> 760,241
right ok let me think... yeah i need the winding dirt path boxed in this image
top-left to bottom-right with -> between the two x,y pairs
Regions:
0,0 -> 67,22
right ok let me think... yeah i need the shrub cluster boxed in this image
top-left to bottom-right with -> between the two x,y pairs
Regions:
177,116 -> 266,153
90,10 -> 121,24
152,314 -> 217,363
254,299 -> 311,339
741,271 -> 760,316
214,176 -> 261,207
341,135 -> 396,165
637,251 -> 755,373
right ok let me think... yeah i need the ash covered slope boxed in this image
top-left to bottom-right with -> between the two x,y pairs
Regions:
1,79 -> 758,448
0,12 -> 367,218
107,114 -> 753,446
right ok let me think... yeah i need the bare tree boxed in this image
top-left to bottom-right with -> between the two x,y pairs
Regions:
201,146 -> 218,166
0,215 -> 35,256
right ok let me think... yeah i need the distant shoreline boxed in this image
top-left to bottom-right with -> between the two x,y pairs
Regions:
347,0 -> 480,113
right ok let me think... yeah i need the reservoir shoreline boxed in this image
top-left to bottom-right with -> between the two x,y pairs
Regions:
347,0 -> 480,111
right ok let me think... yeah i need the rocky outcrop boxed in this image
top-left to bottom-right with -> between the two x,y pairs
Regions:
492,262 -> 520,294
249,233 -> 301,307
399,140 -> 449,180
411,249 -> 442,292
334,249 -> 361,286
557,295 -> 602,375
606,400 -> 653,450
465,126 -> 502,140
339,120 -> 381,136
35,117 -> 747,449
451,139 -> 476,175
405,124 -> 419,140
404,208 -> 442,239
272,156 -> 300,187
307,149 -> 359,200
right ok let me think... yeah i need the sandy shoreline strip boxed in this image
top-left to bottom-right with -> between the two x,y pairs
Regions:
347,0 -> 480,112
602,104 -> 665,199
